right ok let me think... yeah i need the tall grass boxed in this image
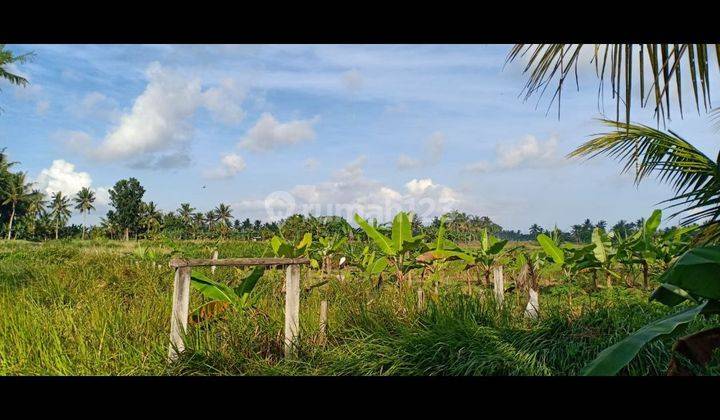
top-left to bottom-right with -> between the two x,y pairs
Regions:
0,240 -> 716,375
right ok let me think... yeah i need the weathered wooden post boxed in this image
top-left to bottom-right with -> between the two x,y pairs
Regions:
417,288 -> 425,310
211,250 -> 218,274
284,264 -> 301,358
318,300 -> 328,346
493,266 -> 504,307
168,266 -> 191,360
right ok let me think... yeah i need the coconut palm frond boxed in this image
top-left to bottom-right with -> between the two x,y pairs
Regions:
569,119 -> 720,242
0,45 -> 35,87
507,44 -> 718,125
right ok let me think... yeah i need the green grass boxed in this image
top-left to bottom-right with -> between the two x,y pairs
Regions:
0,239 -> 717,375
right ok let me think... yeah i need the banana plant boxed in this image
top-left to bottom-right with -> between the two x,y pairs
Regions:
354,211 -> 425,284
613,209 -> 662,288
581,246 -> 720,376
416,215 -> 473,283
270,232 -> 319,268
463,228 -> 511,286
311,234 -> 348,275
189,267 -> 265,324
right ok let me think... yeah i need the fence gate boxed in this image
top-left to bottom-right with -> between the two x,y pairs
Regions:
167,257 -> 310,360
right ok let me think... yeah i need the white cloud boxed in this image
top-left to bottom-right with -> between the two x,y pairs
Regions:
463,134 -> 562,173
86,62 -> 245,168
204,153 -> 246,179
201,78 -> 245,125
496,134 -> 559,169
32,160 -> 110,207
234,155 -> 462,222
342,69 -> 364,92
239,112 -> 319,152
34,160 -> 92,197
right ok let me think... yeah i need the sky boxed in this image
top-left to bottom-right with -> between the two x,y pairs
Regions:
0,44 -> 718,231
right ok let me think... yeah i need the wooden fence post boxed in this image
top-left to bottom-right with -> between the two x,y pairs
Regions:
168,266 -> 191,361
211,250 -> 219,274
284,264 -> 301,358
417,288 -> 425,310
493,266 -> 504,307
318,300 -> 328,346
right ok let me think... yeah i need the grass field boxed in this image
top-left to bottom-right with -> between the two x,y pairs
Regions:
1,239 -> 717,375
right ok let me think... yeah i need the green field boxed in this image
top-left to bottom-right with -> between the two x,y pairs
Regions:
1,239 -> 717,376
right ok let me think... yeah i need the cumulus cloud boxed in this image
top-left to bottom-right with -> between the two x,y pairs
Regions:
342,69 -> 364,92
234,155 -> 462,222
239,112 -> 319,152
84,62 -> 245,168
32,160 -> 109,205
463,134 -> 562,173
204,153 -> 247,179
396,131 -> 446,170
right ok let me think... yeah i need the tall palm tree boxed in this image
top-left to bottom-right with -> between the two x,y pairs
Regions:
213,203 -> 233,239
528,223 -> 543,236
1,172 -> 33,239
177,202 -> 195,238
73,187 -> 95,240
25,189 -> 47,239
49,191 -> 71,240
507,44 -> 719,125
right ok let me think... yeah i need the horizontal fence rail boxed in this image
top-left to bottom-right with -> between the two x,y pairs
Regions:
168,257 -> 310,268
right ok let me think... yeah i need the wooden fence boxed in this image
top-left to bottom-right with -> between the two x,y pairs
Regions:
167,256 -> 310,361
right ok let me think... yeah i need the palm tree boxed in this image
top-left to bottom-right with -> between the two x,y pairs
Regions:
213,203 -> 233,239
141,201 -> 163,238
570,120 -> 720,242
528,223 -> 543,236
0,45 -> 34,87
177,202 -> 195,238
507,44 -> 719,125
49,191 -> 71,240
73,187 -> 95,240
25,190 -> 47,239
1,172 -> 33,239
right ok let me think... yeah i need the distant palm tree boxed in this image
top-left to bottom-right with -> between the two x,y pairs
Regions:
528,223 -> 543,236
141,201 -> 163,238
49,191 -> 71,240
25,189 -> 47,238
177,202 -> 195,237
1,172 -> 33,239
214,203 -> 233,239
73,187 -> 96,240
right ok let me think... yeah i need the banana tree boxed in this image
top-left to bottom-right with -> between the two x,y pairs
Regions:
581,246 -> 720,376
354,212 -> 425,285
189,267 -> 265,324
613,209 -> 662,288
416,215 -> 474,288
463,228 -> 510,286
270,232 -> 319,268
311,234 -> 348,275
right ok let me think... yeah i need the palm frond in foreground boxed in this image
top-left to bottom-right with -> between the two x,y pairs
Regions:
569,119 -> 720,242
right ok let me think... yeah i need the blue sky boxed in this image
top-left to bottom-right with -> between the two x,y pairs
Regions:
0,44 -> 718,231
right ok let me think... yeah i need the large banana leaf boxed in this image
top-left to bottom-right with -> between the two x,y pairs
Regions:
651,246 -> 720,302
191,272 -> 240,305
354,214 -> 395,255
591,228 -> 607,263
537,234 -> 564,265
234,267 -> 264,301
391,212 -> 412,252
580,301 -> 707,376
